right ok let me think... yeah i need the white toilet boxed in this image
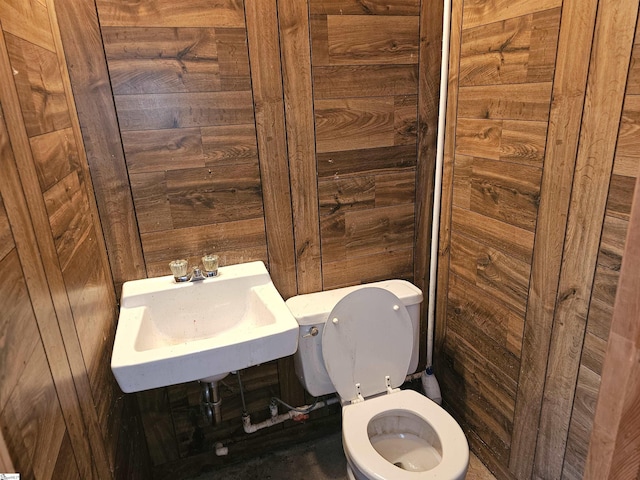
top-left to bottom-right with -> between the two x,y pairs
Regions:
286,281 -> 469,480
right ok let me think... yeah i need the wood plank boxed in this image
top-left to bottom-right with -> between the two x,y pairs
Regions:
509,0 -> 599,476
0,0 -> 55,51
55,0 -> 146,288
315,97 -> 395,153
462,0 -> 562,30
449,231 -> 531,317
0,249 -> 40,412
165,163 -> 264,228
318,176 -> 375,217
0,58 -> 98,479
614,95 -> 640,176
325,15 -> 419,65
457,82 -> 553,121
129,172 -> 172,233
317,144 -> 416,178
322,247 -> 413,289
0,194 -> 15,262
5,32 -> 71,137
313,65 -> 418,99
451,206 -> 535,264
96,0 -> 245,28
375,171 -> 416,207
201,124 -> 258,165
122,128 -> 205,174
468,157 -> 541,232
215,27 -> 251,91
534,1 -> 639,477
393,94 -> 418,146
29,127 -> 80,192
309,0 -> 420,16
114,91 -> 254,131
103,27 -> 220,94
585,167 -> 640,479
140,217 -> 268,277
0,341 -> 66,480
278,0 -> 323,296
244,0 -> 297,299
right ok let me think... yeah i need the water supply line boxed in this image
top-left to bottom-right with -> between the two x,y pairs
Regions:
422,0 -> 453,406
242,396 -> 340,434
201,381 -> 223,425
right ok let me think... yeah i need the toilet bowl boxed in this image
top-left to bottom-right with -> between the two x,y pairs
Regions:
343,390 -> 468,480
287,285 -> 469,480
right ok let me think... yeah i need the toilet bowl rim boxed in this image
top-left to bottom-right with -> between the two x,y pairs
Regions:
342,389 -> 469,480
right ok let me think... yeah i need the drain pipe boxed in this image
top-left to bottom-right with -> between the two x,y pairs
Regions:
242,396 -> 340,434
421,0 -> 452,406
201,381 -> 223,425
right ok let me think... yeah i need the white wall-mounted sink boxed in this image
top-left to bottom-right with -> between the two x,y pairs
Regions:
111,261 -> 299,393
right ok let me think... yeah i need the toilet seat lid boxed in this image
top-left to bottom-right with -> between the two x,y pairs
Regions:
322,287 -> 413,402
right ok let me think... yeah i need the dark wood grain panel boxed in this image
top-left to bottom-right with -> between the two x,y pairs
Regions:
455,118 -> 547,167
315,97 -> 395,152
606,174 -> 636,221
0,249 -> 39,412
130,172 -> 173,234
1,341 -> 67,479
0,0 -> 55,52
460,8 -> 560,87
140,217 -> 268,277
322,247 -> 413,289
201,124 -> 258,165
509,0 -> 599,475
343,203 -> 414,258
462,0 -> 562,30
318,176 -> 375,217
51,433 -> 81,480
325,15 -> 419,65
215,28 -> 251,91
122,128 -> 205,174
96,0 -> 245,28
309,0 -> 420,15
468,158 -> 541,232
317,144 -> 416,178
103,27 -> 220,94
534,1 -> 639,477
56,0 -> 147,287
0,196 -> 14,262
5,32 -> 71,137
393,94 -> 418,146
114,91 -> 254,131
313,65 -> 418,99
166,163 -> 263,228
450,231 -> 531,317
29,127 -> 80,192
614,95 -> 640,176
458,82 -> 553,121
451,206 -> 535,264
375,171 -> 416,207
448,272 -> 524,358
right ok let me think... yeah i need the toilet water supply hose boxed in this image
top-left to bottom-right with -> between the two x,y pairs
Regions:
422,0 -> 453,406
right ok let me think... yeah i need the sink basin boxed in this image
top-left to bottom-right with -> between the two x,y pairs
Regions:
111,261 -> 299,393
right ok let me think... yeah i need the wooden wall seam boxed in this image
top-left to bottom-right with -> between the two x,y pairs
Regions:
508,0 -> 600,477
277,0 -> 323,296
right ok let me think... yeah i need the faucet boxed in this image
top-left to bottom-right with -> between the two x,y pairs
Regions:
169,255 -> 218,283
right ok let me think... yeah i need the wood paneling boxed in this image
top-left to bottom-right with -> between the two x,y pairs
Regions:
0,0 -> 133,476
438,1 -> 640,479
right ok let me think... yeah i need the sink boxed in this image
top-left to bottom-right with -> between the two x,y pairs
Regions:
111,261 -> 299,393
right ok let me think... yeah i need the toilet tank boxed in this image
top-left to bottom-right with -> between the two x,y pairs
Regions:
286,280 -> 423,397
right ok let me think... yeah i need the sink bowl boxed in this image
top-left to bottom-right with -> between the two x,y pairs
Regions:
111,261 -> 299,393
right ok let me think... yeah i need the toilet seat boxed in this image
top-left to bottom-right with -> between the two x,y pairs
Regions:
342,389 -> 469,479
322,288 -> 413,402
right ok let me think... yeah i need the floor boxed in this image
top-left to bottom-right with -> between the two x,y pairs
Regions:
190,432 -> 495,480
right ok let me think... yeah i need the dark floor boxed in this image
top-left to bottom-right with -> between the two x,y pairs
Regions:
188,432 -> 495,480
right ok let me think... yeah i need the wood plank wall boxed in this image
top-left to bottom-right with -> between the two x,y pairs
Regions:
0,0 -> 143,477
436,1 -> 640,479
53,0 -> 442,473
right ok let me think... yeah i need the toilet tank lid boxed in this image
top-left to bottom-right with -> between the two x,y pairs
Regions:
285,279 -> 422,327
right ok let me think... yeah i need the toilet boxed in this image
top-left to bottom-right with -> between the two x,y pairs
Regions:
286,281 -> 469,480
